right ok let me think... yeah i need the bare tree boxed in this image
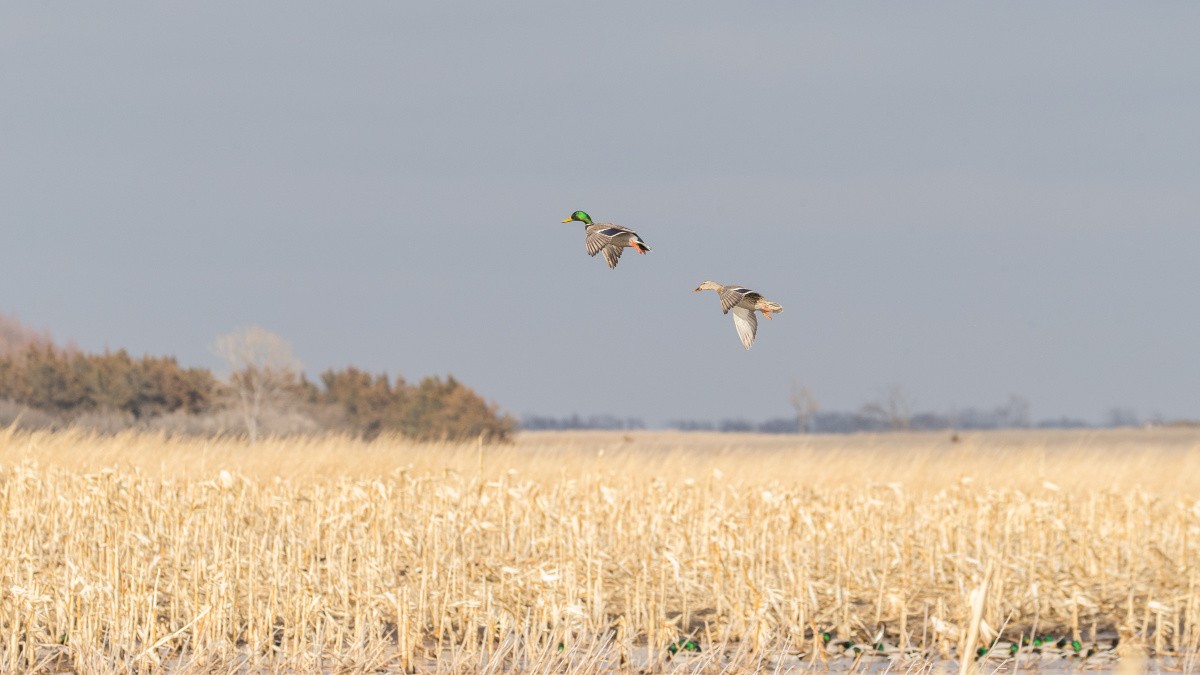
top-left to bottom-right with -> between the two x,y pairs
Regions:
0,311 -> 54,356
995,394 -> 1031,428
212,326 -> 301,442
789,380 -> 819,433
862,384 -> 912,431
1106,406 -> 1139,428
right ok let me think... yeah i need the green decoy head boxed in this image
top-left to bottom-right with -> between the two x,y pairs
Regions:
667,638 -> 700,655
562,210 -> 593,225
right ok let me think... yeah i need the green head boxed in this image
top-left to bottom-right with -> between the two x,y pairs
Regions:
562,210 -> 593,225
667,639 -> 700,654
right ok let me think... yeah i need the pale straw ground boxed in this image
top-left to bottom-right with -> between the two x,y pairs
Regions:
1,426 -> 1198,673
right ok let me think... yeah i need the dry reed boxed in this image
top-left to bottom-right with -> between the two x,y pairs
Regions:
1,426 -> 1198,672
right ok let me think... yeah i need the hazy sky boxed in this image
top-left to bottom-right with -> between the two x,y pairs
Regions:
3,4 -> 1198,426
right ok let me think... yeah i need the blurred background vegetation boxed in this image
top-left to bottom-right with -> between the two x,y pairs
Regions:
0,312 -> 514,442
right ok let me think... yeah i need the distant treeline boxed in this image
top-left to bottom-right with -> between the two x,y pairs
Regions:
0,346 -> 216,418
520,414 -> 646,431
0,343 -> 514,442
523,410 -> 1100,434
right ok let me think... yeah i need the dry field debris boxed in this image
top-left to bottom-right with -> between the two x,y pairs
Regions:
1,427 -> 1198,672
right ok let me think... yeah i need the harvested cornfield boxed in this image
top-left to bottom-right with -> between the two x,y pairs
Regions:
1,427 -> 1198,672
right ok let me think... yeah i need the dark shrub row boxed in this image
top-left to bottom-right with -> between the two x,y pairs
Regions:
0,345 -> 513,442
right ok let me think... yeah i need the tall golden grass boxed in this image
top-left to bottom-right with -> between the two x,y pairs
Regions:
1,426 -> 1198,672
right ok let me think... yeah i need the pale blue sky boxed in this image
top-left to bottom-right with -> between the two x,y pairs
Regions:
2,3 -> 1197,425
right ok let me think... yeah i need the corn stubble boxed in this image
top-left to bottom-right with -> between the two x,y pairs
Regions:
1,427 -> 1198,673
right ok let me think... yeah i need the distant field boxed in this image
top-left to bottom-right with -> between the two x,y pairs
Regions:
1,427 -> 1198,672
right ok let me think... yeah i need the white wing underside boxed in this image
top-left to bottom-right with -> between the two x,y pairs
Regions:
730,306 -> 758,349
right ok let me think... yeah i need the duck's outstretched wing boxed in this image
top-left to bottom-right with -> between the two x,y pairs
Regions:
600,244 -> 624,268
730,305 -> 758,349
718,286 -> 758,314
585,224 -> 632,269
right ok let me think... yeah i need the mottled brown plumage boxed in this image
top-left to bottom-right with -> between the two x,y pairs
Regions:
693,281 -> 783,349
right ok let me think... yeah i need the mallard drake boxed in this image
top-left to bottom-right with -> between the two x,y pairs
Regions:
561,211 -> 651,269
693,281 -> 783,349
